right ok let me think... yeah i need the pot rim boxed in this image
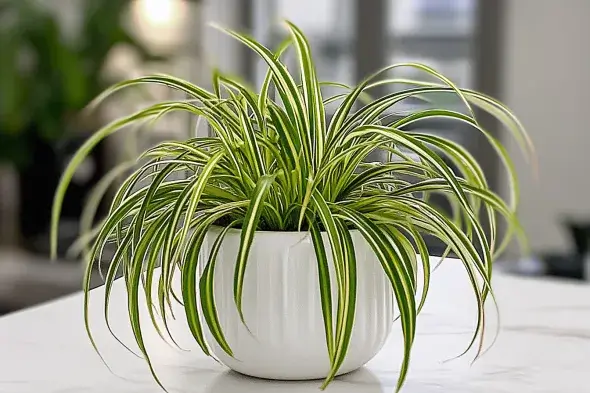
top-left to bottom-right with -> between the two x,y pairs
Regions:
208,225 -> 360,235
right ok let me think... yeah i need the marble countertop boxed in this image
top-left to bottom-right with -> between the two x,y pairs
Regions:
0,258 -> 588,393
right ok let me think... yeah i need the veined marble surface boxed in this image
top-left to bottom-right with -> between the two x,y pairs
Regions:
0,258 -> 588,393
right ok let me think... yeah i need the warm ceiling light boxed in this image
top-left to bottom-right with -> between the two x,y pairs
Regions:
135,0 -> 178,27
130,0 -> 188,51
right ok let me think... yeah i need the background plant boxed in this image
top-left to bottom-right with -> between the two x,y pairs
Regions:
0,0 -> 162,167
51,21 -> 533,392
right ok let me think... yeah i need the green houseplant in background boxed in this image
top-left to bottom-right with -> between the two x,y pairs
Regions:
0,0 -> 163,164
0,0 -> 163,249
51,22 -> 533,392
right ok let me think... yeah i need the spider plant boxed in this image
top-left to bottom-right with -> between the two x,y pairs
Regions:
51,21 -> 532,392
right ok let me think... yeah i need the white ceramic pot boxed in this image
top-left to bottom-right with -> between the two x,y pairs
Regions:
201,227 -> 393,380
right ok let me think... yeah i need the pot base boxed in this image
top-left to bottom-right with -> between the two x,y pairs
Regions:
227,364 -> 362,382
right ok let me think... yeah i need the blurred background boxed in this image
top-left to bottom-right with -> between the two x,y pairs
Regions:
0,0 -> 589,315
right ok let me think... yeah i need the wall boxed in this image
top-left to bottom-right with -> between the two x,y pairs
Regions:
502,0 -> 590,253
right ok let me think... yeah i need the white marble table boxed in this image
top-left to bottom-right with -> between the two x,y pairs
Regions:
0,258 -> 588,393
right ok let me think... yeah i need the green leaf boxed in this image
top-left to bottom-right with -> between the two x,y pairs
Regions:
309,221 -> 335,362
200,223 -> 240,357
181,200 -> 250,355
79,160 -> 136,261
407,226 -> 431,314
181,224 -> 211,355
51,101 -> 210,259
333,206 -> 416,392
214,25 -> 312,171
285,21 -> 326,168
321,220 -> 357,388
234,174 -> 276,323
127,212 -> 174,391
161,151 -> 225,311
311,189 -> 345,289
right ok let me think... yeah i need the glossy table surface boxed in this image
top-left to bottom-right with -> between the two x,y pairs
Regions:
1,258 -> 588,393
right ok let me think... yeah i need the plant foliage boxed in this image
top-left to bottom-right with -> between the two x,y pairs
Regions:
51,21 -> 532,392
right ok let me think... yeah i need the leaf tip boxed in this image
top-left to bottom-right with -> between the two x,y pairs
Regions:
209,21 -> 224,32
